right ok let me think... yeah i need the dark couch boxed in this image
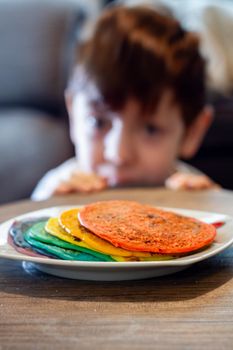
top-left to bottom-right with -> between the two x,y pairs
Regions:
188,93 -> 233,190
0,0 -> 232,205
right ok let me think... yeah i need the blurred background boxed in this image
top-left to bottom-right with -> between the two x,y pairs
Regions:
0,0 -> 232,204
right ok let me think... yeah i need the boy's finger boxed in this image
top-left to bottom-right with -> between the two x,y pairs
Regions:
165,173 -> 220,190
53,182 -> 74,195
69,173 -> 107,191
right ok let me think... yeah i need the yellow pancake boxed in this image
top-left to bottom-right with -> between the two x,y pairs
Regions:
59,208 -> 170,258
45,218 -> 131,261
112,255 -> 174,261
46,217 -> 98,251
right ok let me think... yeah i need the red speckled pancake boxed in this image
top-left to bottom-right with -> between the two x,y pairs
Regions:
78,200 -> 216,254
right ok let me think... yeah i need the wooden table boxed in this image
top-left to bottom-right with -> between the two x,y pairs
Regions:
1,188 -> 233,350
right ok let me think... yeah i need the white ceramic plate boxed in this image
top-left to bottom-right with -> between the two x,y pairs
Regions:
0,206 -> 232,281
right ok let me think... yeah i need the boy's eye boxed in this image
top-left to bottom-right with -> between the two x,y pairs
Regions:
89,116 -> 110,130
94,117 -> 105,129
145,123 -> 160,135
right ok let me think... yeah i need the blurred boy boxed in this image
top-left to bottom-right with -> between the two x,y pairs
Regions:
32,4 -> 218,200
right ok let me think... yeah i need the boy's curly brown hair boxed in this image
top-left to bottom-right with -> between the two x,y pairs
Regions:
72,5 -> 206,126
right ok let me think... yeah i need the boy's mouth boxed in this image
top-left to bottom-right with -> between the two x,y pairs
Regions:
97,166 -> 137,186
106,174 -> 136,187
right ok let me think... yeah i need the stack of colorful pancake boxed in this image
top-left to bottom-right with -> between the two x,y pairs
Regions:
9,200 -> 216,262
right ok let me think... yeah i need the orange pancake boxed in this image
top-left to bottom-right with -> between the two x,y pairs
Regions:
78,200 -> 216,254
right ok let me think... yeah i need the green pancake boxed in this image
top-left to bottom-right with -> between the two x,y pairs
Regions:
26,221 -> 115,262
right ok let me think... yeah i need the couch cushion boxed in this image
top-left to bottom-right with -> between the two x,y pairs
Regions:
0,108 -> 74,203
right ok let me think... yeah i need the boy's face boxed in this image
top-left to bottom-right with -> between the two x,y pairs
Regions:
67,87 -> 207,187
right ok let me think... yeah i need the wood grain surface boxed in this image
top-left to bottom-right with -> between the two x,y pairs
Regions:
1,188 -> 233,350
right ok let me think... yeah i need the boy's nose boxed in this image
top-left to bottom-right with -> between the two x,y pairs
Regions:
104,119 -> 134,166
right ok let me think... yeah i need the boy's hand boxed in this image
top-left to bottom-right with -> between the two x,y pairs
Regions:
165,172 -> 220,190
53,171 -> 107,195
